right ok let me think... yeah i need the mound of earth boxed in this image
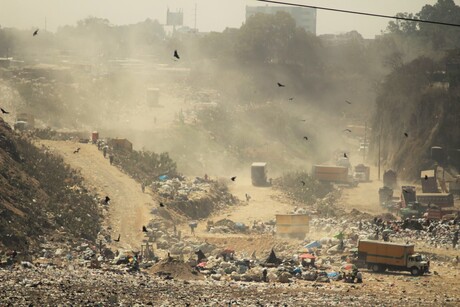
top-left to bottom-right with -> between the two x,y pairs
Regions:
0,118 -> 101,254
149,259 -> 204,280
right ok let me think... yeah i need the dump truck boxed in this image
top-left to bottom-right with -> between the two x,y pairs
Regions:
251,162 -> 270,186
416,193 -> 454,208
357,240 -> 429,276
312,165 -> 357,186
354,164 -> 370,182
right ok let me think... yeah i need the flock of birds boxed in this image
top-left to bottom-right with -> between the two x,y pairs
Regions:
0,36 -> 415,245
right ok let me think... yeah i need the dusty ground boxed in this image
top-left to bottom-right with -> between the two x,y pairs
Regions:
38,140 -> 154,251
27,137 -> 460,306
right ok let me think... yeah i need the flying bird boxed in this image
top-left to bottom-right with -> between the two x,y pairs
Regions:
104,196 -> 110,204
344,153 -> 348,158
73,147 -> 80,154
425,175 -> 428,181
301,181 -> 306,186
114,234 -> 120,242
299,119 -> 306,122
343,129 -> 351,133
288,97 -> 294,101
345,100 -> 352,105
159,202 -> 164,207
0,108 -> 9,114
303,136 -> 308,141
33,29 -> 39,36
277,82 -> 285,87
173,50 -> 180,60
142,226 -> 148,233
231,176 -> 236,182
404,132 -> 408,138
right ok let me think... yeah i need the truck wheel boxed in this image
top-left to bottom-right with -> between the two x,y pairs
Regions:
410,267 -> 420,276
372,264 -> 380,272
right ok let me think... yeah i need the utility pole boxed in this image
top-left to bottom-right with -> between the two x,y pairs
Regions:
378,132 -> 381,181
363,121 -> 367,163
194,3 -> 197,32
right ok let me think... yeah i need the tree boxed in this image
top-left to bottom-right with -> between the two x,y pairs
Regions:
386,0 -> 460,50
235,11 -> 320,65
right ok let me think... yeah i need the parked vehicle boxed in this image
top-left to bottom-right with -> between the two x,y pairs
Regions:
251,162 -> 270,186
354,164 -> 370,182
416,193 -> 454,208
312,165 -> 357,187
357,240 -> 429,276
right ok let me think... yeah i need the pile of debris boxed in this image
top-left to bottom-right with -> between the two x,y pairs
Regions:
154,177 -> 211,201
152,177 -> 238,219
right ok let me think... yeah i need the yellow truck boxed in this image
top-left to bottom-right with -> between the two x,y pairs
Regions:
312,165 -> 357,187
357,240 -> 429,276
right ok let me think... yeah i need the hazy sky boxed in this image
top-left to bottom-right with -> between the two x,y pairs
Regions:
0,0 -> 453,38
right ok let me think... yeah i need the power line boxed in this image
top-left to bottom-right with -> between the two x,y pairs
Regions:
255,0 -> 460,28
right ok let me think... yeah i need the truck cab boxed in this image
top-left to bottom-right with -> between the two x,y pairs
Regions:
407,254 -> 430,275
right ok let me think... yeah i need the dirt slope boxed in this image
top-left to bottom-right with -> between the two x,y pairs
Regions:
38,140 -> 153,251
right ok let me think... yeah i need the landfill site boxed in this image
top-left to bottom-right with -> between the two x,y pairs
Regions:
1,1 -> 460,306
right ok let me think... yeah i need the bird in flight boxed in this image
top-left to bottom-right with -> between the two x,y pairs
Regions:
404,132 -> 408,138
288,97 -> 294,101
231,176 -> 236,181
173,50 -> 180,60
299,119 -> 306,122
114,234 -> 120,242
277,82 -> 285,87
344,153 -> 348,158
343,129 -> 351,133
301,181 -> 306,186
159,202 -> 164,207
104,196 -> 110,204
73,147 -> 80,154
345,100 -> 352,104
33,29 -> 39,36
142,226 -> 148,233
0,108 -> 9,114
303,136 -> 308,141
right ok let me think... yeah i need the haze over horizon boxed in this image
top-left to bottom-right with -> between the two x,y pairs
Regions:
0,0 -> 448,38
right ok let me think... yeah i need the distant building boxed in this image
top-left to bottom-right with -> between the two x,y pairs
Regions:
166,8 -> 183,26
246,5 -> 316,35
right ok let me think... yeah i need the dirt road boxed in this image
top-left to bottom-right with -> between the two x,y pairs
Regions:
39,140 -> 153,251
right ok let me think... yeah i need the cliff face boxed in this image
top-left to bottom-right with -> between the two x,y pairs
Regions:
370,57 -> 460,180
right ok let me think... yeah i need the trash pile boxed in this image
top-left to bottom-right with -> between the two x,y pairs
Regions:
153,177 -> 211,201
309,216 -> 460,250
191,247 -> 363,285
151,176 -> 238,219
